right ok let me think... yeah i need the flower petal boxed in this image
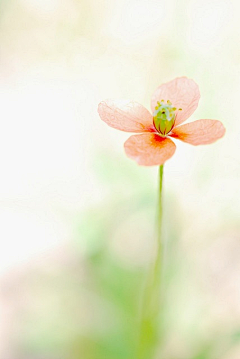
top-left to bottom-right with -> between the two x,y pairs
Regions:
98,99 -> 154,133
170,119 -> 226,145
124,133 -> 176,166
151,77 -> 200,126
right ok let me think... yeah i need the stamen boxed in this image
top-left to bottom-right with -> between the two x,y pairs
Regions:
153,99 -> 177,136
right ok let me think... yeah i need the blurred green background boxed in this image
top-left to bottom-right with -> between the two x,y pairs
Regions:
0,0 -> 240,358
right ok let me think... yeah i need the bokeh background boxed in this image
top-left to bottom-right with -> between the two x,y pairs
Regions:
0,0 -> 240,358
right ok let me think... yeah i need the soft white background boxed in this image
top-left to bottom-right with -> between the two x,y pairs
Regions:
0,0 -> 239,357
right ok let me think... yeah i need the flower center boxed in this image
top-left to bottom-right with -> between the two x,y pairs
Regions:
153,100 -> 181,136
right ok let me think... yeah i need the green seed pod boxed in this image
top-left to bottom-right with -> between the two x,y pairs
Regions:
153,100 -> 176,135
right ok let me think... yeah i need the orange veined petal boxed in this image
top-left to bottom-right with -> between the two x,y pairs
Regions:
124,133 -> 176,166
170,119 -> 226,145
98,99 -> 155,133
151,77 -> 200,127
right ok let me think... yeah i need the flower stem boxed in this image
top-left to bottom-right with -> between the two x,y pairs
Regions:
137,165 -> 164,359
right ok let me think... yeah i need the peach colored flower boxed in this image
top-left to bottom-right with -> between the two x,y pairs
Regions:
98,77 -> 225,166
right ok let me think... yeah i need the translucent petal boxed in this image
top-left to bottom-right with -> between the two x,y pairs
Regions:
98,99 -> 154,133
124,133 -> 176,166
151,77 -> 200,126
170,119 -> 226,145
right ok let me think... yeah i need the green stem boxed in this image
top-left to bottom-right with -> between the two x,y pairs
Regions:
137,165 -> 164,359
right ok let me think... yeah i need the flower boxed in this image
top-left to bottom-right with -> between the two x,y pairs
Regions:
98,77 -> 225,166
